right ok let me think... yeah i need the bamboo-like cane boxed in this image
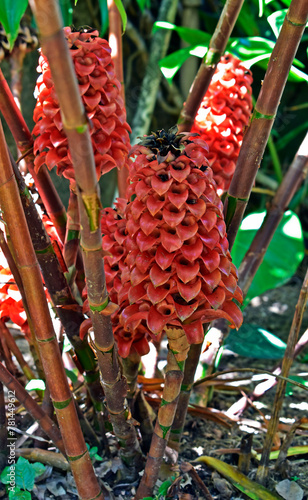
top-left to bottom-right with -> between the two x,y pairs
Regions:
256,268 -> 308,484
0,69 -> 67,244
0,361 -> 66,455
107,0 -> 129,197
29,0 -> 143,471
0,120 -> 103,500
135,327 -> 190,499
224,0 -> 308,249
178,0 -> 245,132
238,131 -> 308,297
168,341 -> 202,451
9,154 -> 104,408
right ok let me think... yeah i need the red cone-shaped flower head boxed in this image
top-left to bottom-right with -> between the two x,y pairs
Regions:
118,126 -> 243,347
191,54 -> 253,193
100,200 -> 154,358
33,27 -> 131,183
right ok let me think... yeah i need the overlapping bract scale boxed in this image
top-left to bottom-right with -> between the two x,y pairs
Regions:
109,128 -> 244,351
32,27 -> 131,182
191,54 -> 253,193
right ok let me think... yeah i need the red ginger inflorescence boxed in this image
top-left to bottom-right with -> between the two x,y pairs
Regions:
33,27 -> 131,183
191,54 -> 253,193
101,127 -> 243,357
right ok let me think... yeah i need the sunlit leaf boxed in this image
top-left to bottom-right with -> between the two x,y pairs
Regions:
159,46 -> 207,83
256,445 -> 308,461
195,456 -> 281,499
231,210 -> 305,306
225,324 -> 286,359
114,0 -> 127,32
258,0 -> 265,17
153,21 -> 211,46
25,379 -> 46,391
0,0 -> 28,49
267,9 -> 287,37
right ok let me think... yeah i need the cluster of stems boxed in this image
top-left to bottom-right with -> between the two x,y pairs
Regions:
0,0 -> 306,498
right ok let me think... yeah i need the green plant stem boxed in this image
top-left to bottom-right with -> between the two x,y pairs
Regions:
256,268 -> 308,484
178,0 -> 245,132
0,361 -> 65,455
224,0 -> 308,249
29,0 -> 143,472
130,0 -> 179,145
238,131 -> 308,298
136,327 -> 190,499
0,118 -> 102,500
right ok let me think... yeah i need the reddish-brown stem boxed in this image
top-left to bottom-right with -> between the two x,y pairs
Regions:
29,0 -> 142,471
0,361 -> 65,455
178,0 -> 245,132
136,328 -> 190,499
0,117 -> 103,500
225,0 -> 308,248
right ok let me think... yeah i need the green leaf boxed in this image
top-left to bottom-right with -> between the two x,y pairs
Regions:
158,479 -> 172,496
276,120 -> 308,151
267,9 -> 287,37
1,466 -> 12,485
136,0 -> 150,11
9,488 -> 31,500
225,324 -> 286,359
0,0 -> 28,49
153,21 -> 211,46
31,462 -> 46,478
99,0 -> 108,36
114,0 -> 127,32
196,456 -> 281,499
159,45 -> 207,83
25,379 -> 46,392
65,368 -> 78,384
231,210 -> 305,306
59,0 -> 73,27
258,0 -> 265,17
285,375 -> 308,396
15,457 -> 35,491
